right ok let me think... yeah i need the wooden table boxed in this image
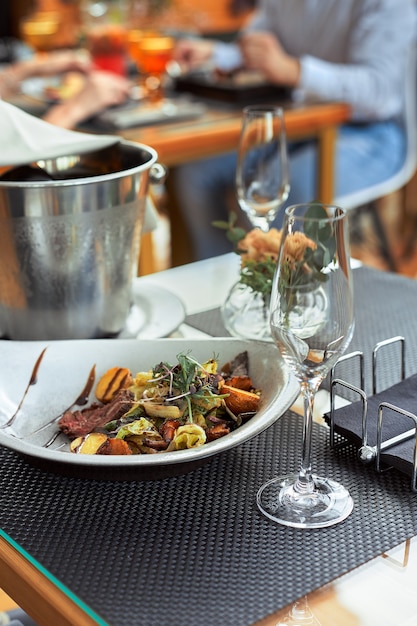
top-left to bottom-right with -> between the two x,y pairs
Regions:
2,529 -> 417,626
118,100 -> 351,267
0,532 -> 99,626
119,101 -> 350,204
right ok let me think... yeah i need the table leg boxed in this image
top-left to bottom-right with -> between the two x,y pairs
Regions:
316,125 -> 338,204
165,168 -> 194,267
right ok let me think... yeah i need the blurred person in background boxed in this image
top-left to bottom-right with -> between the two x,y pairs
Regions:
173,0 -> 417,261
0,48 -> 131,129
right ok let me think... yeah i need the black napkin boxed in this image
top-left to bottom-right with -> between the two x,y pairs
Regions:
326,374 -> 417,478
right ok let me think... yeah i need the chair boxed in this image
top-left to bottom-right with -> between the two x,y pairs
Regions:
334,42 -> 417,270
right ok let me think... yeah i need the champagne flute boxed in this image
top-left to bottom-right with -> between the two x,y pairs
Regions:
257,202 -> 355,528
236,105 -> 290,232
277,596 -> 322,625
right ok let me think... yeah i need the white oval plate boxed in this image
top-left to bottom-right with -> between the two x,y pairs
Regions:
0,338 -> 299,479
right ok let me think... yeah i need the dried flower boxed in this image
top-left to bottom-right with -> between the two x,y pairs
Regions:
213,214 -> 280,299
213,204 -> 335,302
282,231 -> 316,267
237,228 -> 282,264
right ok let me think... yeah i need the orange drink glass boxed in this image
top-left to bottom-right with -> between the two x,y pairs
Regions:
138,33 -> 174,75
127,30 -> 174,98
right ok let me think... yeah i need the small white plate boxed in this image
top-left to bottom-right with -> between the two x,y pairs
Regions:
121,283 -> 185,339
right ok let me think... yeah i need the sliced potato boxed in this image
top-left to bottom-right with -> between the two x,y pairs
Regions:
95,366 -> 133,403
130,370 -> 153,399
142,402 -> 181,419
222,385 -> 261,415
70,436 -> 83,453
224,375 -> 254,391
70,432 -> 108,454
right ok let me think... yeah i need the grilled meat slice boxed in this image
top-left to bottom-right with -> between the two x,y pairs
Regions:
59,389 -> 135,439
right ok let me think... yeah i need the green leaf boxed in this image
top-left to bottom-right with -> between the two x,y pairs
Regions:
305,203 -> 329,220
211,220 -> 230,231
212,212 -> 247,249
227,227 -> 247,244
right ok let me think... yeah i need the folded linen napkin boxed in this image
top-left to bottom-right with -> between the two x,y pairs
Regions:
0,99 -> 120,165
326,374 -> 417,478
0,100 -> 158,232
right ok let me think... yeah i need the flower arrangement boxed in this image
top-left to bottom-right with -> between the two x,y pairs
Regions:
214,214 -> 282,300
279,205 -> 336,291
216,205 -> 337,340
215,204 -> 336,300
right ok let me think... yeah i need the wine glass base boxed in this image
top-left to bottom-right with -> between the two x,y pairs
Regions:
257,473 -> 353,529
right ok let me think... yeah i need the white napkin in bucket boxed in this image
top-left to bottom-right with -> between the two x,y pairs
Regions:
0,100 -> 158,232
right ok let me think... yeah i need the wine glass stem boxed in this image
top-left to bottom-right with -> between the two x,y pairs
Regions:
250,217 -> 271,232
295,381 -> 320,494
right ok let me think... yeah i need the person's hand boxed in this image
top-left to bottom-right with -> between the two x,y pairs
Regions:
0,50 -> 93,99
25,50 -> 92,78
239,31 -> 300,86
43,70 -> 131,129
172,39 -> 214,72
11,50 -> 92,83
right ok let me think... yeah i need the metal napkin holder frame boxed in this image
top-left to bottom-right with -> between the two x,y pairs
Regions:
329,335 -> 417,492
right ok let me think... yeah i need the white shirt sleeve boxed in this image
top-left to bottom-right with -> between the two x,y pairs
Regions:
212,42 -> 243,73
297,3 -> 417,121
211,0 -> 417,122
298,55 -> 403,121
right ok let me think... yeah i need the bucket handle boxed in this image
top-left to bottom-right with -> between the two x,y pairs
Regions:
150,162 -> 167,185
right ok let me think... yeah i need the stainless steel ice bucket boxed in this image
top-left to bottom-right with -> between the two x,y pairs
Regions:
0,139 -> 163,340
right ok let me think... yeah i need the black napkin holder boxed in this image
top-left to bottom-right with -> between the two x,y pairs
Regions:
325,336 -> 417,490
173,71 -> 292,105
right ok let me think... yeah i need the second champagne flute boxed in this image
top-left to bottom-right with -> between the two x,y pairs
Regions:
257,203 -> 355,528
236,105 -> 290,232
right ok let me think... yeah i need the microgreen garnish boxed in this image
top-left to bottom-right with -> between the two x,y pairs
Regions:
151,353 -> 225,422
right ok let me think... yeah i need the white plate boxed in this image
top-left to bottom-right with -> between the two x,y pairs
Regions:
94,97 -> 207,130
0,283 -> 184,342
0,338 -> 299,480
121,283 -> 185,339
20,75 -> 81,105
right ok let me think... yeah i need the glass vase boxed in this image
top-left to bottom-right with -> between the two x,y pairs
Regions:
221,281 -> 272,341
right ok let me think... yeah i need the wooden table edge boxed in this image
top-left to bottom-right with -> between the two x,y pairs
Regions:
120,102 -> 352,169
0,535 -> 103,626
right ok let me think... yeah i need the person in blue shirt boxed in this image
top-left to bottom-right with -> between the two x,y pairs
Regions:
173,0 -> 417,261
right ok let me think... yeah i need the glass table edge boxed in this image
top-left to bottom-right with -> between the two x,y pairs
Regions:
0,528 -> 108,625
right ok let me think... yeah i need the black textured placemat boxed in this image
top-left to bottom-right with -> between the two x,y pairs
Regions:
1,411 -> 417,626
186,266 -> 417,395
337,266 -> 417,395
186,306 -> 229,337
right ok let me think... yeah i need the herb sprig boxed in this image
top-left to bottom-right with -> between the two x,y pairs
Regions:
151,353 -> 225,422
